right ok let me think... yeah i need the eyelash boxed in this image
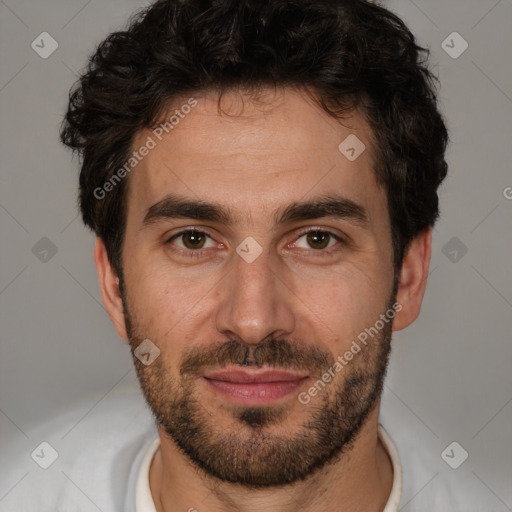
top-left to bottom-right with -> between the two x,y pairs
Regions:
165,227 -> 346,258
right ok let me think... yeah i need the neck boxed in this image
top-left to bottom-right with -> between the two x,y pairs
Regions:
149,402 -> 393,512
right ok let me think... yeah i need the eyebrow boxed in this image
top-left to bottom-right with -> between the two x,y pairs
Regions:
141,192 -> 369,230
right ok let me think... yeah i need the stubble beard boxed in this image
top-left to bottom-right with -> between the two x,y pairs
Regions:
122,283 -> 396,487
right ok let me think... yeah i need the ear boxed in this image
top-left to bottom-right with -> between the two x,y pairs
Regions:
94,237 -> 129,342
393,227 -> 432,332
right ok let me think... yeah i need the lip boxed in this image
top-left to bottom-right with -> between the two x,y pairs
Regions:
204,368 -> 309,383
202,367 -> 310,406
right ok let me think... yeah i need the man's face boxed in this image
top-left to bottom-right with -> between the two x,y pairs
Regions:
120,88 -> 397,486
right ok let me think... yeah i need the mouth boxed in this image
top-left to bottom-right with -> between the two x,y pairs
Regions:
202,367 -> 310,406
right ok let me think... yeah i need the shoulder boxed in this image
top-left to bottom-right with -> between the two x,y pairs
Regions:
0,382 -> 157,512
380,391 -> 490,512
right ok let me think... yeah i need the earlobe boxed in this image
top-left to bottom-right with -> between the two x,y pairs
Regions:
94,237 -> 129,342
392,227 -> 432,332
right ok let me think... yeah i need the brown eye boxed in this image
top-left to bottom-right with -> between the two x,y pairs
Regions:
181,231 -> 206,249
292,229 -> 341,252
168,230 -> 215,251
305,231 -> 331,250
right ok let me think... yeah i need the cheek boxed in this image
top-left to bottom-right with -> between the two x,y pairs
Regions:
124,258 -> 219,341
284,259 -> 390,345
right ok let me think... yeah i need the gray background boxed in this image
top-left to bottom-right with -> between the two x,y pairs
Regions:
0,0 -> 511,509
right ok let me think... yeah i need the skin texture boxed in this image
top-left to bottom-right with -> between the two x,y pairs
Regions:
95,87 -> 432,512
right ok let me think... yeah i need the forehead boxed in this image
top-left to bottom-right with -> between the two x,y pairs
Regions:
125,88 -> 385,228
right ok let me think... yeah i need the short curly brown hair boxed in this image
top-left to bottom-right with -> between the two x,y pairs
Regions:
60,0 -> 448,279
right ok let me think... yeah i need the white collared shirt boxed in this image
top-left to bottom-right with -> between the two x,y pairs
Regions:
0,384 -> 481,511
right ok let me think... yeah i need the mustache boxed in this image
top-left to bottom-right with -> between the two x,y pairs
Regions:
180,338 -> 335,377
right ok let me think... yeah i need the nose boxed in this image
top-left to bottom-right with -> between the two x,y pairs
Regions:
214,245 -> 296,345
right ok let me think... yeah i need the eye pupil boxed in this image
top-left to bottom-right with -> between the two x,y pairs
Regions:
307,231 -> 329,250
183,231 -> 205,249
